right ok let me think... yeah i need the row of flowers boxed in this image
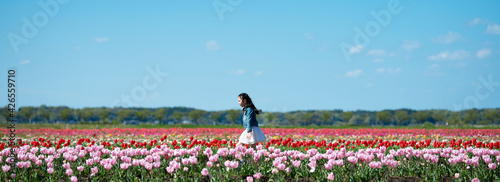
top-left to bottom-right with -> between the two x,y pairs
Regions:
4,128 -> 500,138
0,136 -> 499,181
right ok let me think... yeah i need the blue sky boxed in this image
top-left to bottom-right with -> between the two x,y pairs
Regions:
1,0 -> 499,112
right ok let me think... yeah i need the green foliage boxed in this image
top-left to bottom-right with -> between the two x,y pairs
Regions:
3,105 -> 500,127
210,111 -> 222,125
341,111 -> 354,123
423,121 -> 435,128
133,110 -> 151,122
19,106 -> 34,123
394,110 -> 410,126
172,111 -> 184,123
153,108 -> 166,123
376,111 -> 392,125
59,108 -> 73,122
413,111 -> 430,124
226,109 -> 240,125
464,109 -> 479,125
188,109 -> 205,124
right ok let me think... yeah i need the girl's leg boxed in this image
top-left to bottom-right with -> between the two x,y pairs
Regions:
250,143 -> 257,150
236,141 -> 242,146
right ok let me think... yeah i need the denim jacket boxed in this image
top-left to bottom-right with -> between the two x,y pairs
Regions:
243,107 -> 259,132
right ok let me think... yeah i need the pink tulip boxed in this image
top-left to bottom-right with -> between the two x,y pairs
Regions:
488,163 -> 497,170
63,162 -> 71,169
47,168 -> 54,174
11,173 -> 15,178
77,166 -> 84,172
91,167 -> 98,175
2,165 -> 10,173
70,176 -> 77,182
328,172 -> 335,181
455,173 -> 459,178
253,172 -> 262,179
207,161 -> 213,168
247,176 -> 254,182
277,163 -> 285,171
471,178 -> 479,182
201,168 -> 209,176
66,168 -> 73,176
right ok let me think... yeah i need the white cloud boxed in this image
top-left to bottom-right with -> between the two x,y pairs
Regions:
424,64 -> 443,76
367,50 -> 386,56
469,18 -> 489,26
376,67 -> 401,74
372,58 -> 384,63
94,37 -> 109,43
469,18 -> 482,26
402,40 -> 420,50
428,50 -> 470,61
255,71 -> 263,76
345,69 -> 362,78
19,60 -> 30,65
303,33 -> 314,40
317,43 -> 329,51
206,40 -> 220,50
486,24 -> 500,34
454,62 -> 467,67
476,49 -> 491,58
431,32 -> 465,44
366,83 -> 373,88
228,69 -> 245,75
349,45 -> 363,54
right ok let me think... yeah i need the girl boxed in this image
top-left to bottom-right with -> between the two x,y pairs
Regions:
236,93 -> 266,149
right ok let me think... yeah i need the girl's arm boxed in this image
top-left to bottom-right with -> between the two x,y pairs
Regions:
245,109 -> 254,132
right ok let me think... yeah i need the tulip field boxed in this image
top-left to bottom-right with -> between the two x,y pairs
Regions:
1,128 -> 500,181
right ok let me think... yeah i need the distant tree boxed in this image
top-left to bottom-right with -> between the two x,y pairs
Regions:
75,109 -> 84,122
394,110 -> 410,126
226,109 -> 240,125
98,109 -> 110,124
447,112 -> 463,127
320,111 -> 333,125
484,109 -> 500,125
153,108 -> 167,124
117,109 -> 131,123
188,109 -> 205,125
172,111 -> 184,124
19,107 -> 34,124
265,112 -> 277,124
1,106 -> 10,119
413,111 -> 430,125
210,111 -> 222,125
464,109 -> 479,125
376,111 -> 392,126
303,113 -> 315,126
38,107 -> 51,124
284,113 -> 298,126
134,110 -> 151,123
81,108 -> 94,123
341,111 -> 354,123
431,110 -> 448,124
59,108 -> 73,124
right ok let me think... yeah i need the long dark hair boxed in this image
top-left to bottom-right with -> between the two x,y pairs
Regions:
238,93 -> 261,114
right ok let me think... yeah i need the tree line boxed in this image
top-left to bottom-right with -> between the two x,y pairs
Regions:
1,105 -> 499,127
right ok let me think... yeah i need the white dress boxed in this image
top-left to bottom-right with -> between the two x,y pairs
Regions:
238,126 -> 266,144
